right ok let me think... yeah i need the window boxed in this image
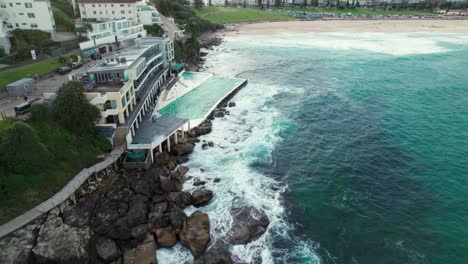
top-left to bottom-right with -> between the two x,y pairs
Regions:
92,4 -> 95,7
120,4 -> 124,7
111,4 -> 113,7
98,4 -> 101,7
0,3 -> 6,8
82,11 -> 86,15
22,23 -> 26,25
15,23 -> 19,27
25,3 -> 32,8
16,3 -> 21,5
9,3 -> 13,7
81,4 -> 84,7
121,10 -> 125,14
99,11 -> 102,14
28,13 -> 35,18
19,12 -> 24,15
31,23 -> 38,28
128,10 -> 131,14
112,11 -> 115,14
93,11 -> 96,14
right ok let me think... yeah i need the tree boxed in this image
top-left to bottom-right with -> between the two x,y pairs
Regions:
356,0 -> 360,7
209,0 -> 212,6
0,121 -> 51,174
224,0 -> 228,6
144,24 -> 165,37
243,0 -> 247,8
194,0 -> 204,8
346,0 -> 350,8
52,81 -> 100,135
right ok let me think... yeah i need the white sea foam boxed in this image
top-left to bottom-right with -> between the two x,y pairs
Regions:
228,32 -> 467,56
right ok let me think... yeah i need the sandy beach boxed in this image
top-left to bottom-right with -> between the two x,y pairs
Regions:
220,20 -> 468,36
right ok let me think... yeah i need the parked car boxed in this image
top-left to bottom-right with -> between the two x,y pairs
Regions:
71,61 -> 83,69
56,66 -> 72,74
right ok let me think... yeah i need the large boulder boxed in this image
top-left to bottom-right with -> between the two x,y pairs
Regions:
154,226 -> 177,247
0,222 -> 39,264
168,205 -> 187,235
194,122 -> 212,136
171,143 -> 194,156
155,152 -> 177,170
228,206 -> 270,245
148,202 -> 169,231
167,191 -> 192,207
63,193 -> 98,228
96,236 -> 121,263
122,233 -> 157,264
194,240 -> 232,264
180,211 -> 210,258
159,176 -> 176,193
127,195 -> 148,227
191,189 -> 213,207
32,214 -> 90,264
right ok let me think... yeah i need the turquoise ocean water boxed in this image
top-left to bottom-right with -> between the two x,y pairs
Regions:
158,33 -> 468,264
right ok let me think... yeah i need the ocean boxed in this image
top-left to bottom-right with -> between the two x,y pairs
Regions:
158,32 -> 468,264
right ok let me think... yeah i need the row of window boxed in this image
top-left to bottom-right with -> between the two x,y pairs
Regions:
84,10 -> 132,16
0,2 -> 32,8
16,12 -> 35,18
5,23 -> 38,29
82,3 -> 132,8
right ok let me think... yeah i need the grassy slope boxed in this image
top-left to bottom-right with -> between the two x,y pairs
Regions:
0,118 -> 107,224
0,58 -> 61,89
277,7 -> 434,16
192,7 -> 295,24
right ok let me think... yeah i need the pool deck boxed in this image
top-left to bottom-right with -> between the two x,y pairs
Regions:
128,115 -> 188,150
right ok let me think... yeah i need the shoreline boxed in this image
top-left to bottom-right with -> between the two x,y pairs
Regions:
213,19 -> 468,37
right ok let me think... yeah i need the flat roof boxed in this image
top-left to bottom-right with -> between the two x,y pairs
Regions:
131,115 -> 188,146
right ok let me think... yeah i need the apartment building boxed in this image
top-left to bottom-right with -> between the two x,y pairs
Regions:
78,0 -> 161,25
0,0 -> 56,53
75,37 -> 174,129
77,18 -> 147,50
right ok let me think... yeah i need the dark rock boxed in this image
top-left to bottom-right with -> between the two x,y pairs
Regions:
105,217 -> 132,240
155,152 -> 177,170
228,102 -> 236,107
169,205 -> 187,234
202,143 -> 209,150
194,240 -> 232,264
195,123 -> 212,136
171,143 -> 195,156
132,175 -> 152,196
148,202 -> 169,230
214,111 -> 225,118
191,189 -> 213,207
126,195 -> 148,227
180,211 -> 210,258
193,178 -> 207,186
63,193 -> 98,228
95,198 -> 128,230
181,192 -> 192,206
151,193 -> 167,204
166,191 -> 192,207
228,206 -> 270,245
176,155 -> 189,164
154,226 -> 177,247
107,187 -> 133,202
200,168 -> 205,172
207,141 -> 214,147
122,233 -> 157,264
160,176 -> 175,192
32,214 -> 90,264
129,224 -> 148,245
96,236 -> 121,263
213,178 -> 221,183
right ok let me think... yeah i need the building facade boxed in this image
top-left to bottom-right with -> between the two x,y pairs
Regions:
0,0 -> 56,53
77,18 -> 147,50
76,37 -> 174,127
78,0 -> 161,25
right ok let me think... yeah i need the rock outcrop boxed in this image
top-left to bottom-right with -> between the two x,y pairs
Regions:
32,214 -> 91,264
228,206 -> 270,245
194,240 -> 232,264
0,221 -> 40,264
180,211 -> 210,258
122,233 -> 157,264
192,189 -> 213,207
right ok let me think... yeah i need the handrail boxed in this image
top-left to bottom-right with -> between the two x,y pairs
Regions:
0,147 -> 124,239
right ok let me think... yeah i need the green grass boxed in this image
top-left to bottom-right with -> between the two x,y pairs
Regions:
0,118 -> 110,224
192,7 -> 296,24
276,7 -> 434,16
0,58 -> 62,90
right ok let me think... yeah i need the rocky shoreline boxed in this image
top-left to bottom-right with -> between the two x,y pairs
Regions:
0,94 -> 271,264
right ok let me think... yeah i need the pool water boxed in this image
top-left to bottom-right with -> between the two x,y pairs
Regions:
158,76 -> 245,120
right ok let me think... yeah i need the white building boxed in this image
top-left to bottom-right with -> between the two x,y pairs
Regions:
77,18 -> 147,50
0,0 -> 56,54
0,24 -> 11,54
78,0 -> 161,25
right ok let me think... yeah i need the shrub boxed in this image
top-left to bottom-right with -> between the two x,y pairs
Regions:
30,103 -> 53,122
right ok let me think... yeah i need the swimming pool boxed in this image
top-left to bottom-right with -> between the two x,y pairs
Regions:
158,76 -> 246,120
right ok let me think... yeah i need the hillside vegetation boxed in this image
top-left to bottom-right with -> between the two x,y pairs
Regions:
192,6 -> 295,23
